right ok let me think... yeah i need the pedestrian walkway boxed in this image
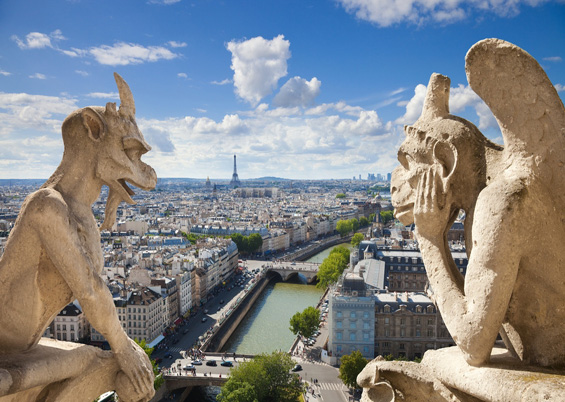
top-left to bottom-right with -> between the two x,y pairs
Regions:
318,382 -> 346,391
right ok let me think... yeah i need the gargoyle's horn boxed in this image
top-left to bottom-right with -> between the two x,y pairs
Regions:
114,72 -> 135,118
421,73 -> 450,121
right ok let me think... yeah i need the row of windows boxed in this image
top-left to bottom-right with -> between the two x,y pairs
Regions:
335,331 -> 372,341
377,317 -> 435,325
378,328 -> 435,337
335,321 -> 372,330
335,311 -> 371,319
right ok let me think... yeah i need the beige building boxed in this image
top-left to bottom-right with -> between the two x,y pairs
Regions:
53,303 -> 90,342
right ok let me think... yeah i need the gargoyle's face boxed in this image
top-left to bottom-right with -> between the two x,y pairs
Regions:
391,126 -> 434,225
96,111 -> 157,204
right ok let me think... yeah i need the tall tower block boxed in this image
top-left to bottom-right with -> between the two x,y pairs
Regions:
230,154 -> 241,187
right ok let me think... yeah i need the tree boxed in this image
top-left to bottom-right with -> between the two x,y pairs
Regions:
350,218 -> 359,232
134,338 -> 164,391
359,216 -> 369,227
336,220 -> 352,237
218,352 -> 302,402
351,233 -> 364,248
289,306 -> 319,339
338,350 -> 368,389
248,233 -> 263,253
369,213 -> 376,223
380,210 -> 394,225
316,247 -> 350,288
335,193 -> 346,199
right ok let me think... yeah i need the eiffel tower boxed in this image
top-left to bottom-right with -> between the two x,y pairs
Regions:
230,154 -> 241,187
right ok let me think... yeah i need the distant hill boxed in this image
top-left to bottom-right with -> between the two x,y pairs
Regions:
248,176 -> 291,181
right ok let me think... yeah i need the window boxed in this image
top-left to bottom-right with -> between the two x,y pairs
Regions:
416,329 -> 421,337
400,318 -> 405,325
384,305 -> 391,313
363,332 -> 370,341
400,343 -> 405,350
336,345 -> 342,354
337,321 -> 343,329
363,311 -> 369,319
336,332 -> 343,340
363,346 -> 369,354
349,333 -> 356,341
350,322 -> 356,329
363,322 -> 370,330
350,311 -> 356,318
400,328 -> 405,337
385,329 -> 390,337
428,318 -> 434,325
62,325 -> 66,331
416,318 -> 421,325
385,317 -> 390,324
337,311 -> 343,318
427,329 -> 433,337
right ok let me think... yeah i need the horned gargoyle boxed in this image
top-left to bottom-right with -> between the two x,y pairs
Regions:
359,39 -> 565,401
0,73 -> 157,402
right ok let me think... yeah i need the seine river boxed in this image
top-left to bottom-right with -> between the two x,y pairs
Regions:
186,242 -> 352,401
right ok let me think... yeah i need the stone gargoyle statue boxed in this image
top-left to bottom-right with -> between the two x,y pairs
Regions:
0,73 -> 157,402
358,39 -> 565,401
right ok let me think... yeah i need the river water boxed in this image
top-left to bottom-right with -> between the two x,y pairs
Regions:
186,242 -> 352,401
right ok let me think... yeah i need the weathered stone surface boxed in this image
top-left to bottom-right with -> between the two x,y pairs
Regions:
0,73 -> 157,402
360,38 -> 565,401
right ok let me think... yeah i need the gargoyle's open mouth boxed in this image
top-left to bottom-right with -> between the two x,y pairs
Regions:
117,178 -> 136,204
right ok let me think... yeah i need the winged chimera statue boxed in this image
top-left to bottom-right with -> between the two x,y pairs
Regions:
358,39 -> 565,401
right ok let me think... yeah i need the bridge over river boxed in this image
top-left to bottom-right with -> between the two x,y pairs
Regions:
264,261 -> 321,283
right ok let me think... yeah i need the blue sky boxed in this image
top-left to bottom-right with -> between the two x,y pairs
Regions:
1,0 -> 564,180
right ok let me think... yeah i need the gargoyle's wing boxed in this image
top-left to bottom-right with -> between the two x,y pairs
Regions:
466,38 -> 565,210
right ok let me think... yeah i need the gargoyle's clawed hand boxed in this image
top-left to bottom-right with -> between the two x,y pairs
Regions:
115,338 -> 155,402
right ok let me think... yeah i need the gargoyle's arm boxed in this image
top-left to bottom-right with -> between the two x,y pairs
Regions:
416,181 -> 522,366
31,189 -> 129,353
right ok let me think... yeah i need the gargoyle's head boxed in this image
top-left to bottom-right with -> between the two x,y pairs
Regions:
61,73 -> 157,230
391,73 -> 487,225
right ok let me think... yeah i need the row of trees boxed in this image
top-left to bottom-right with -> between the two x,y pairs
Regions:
217,351 -> 302,402
230,233 -> 263,255
336,216 -> 370,237
316,246 -> 350,289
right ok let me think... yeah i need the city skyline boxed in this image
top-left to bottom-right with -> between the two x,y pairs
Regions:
0,0 -> 564,180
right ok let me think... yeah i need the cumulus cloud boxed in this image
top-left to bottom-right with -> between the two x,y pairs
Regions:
395,84 -> 427,125
555,84 -> 565,92
89,42 -> 179,65
337,0 -> 550,27
226,35 -> 291,106
273,77 -> 321,108
140,126 -> 176,153
29,73 -> 47,80
12,31 -> 56,49
0,70 -> 11,76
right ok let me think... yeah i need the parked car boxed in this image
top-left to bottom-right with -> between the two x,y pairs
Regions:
184,364 -> 195,370
201,317 -> 208,323
192,360 -> 202,365
164,353 -> 172,359
291,364 -> 302,372
221,361 -> 233,367
206,360 -> 217,366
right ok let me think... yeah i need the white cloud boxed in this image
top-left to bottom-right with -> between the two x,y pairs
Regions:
555,84 -> 565,92
396,82 -> 497,130
75,70 -> 89,77
226,35 -> 291,106
543,56 -> 562,62
178,73 -> 188,78
12,32 -> 53,49
86,92 -> 119,99
337,0 -> 550,27
0,92 -> 78,137
89,42 -> 179,66
196,108 -> 207,113
211,78 -> 232,85
273,76 -> 321,108
29,73 -> 46,80
168,41 -> 187,48
0,70 -> 11,76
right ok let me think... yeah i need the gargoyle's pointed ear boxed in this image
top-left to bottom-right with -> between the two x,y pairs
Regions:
81,107 -> 107,141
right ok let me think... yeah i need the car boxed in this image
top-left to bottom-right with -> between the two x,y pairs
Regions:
221,361 -> 233,367
192,360 -> 202,365
206,360 -> 217,366
164,353 -> 173,359
183,364 -> 195,370
220,299 -> 224,304
291,364 -> 302,372
204,309 -> 209,314
201,317 -> 208,323
183,328 -> 189,334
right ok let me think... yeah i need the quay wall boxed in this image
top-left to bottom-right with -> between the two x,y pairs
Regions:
201,275 -> 272,353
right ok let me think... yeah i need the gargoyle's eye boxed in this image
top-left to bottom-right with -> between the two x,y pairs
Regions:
398,149 -> 410,169
123,137 -> 149,160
